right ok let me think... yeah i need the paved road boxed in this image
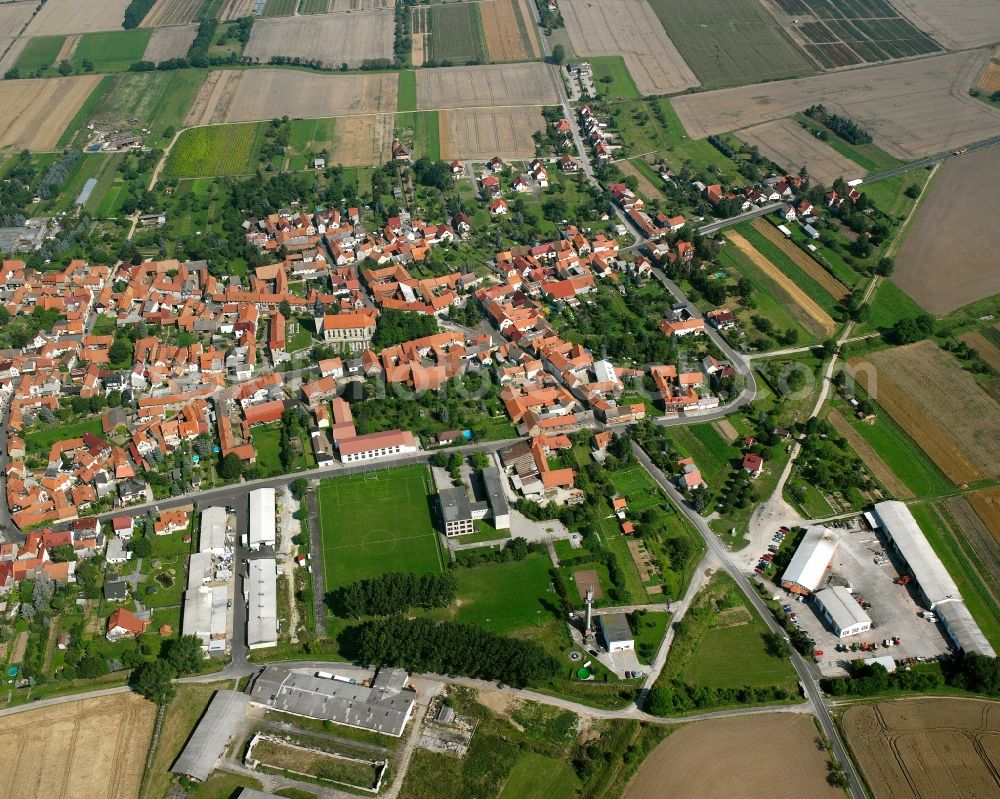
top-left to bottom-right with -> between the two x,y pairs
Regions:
862,134 -> 1000,184
0,396 -> 13,531
697,201 -> 785,236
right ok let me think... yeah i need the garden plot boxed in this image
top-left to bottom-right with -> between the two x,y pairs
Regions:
244,10 -> 394,68
737,118 -> 860,185
184,69 -> 397,125
416,62 -> 557,109
142,23 -> 198,62
673,50 -> 1000,160
140,0 -> 203,26
25,0 -> 131,35
440,107 -> 542,160
561,0 -> 697,96
0,75 -> 102,150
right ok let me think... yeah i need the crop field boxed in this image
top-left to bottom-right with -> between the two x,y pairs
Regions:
184,69 -> 397,125
164,123 -> 265,178
88,70 -> 203,142
0,692 -> 155,799
26,0 -> 131,35
440,106 -> 542,160
769,0 -> 941,69
0,75 -> 102,150
646,0 -> 815,88
560,0 -> 697,96
895,147 -> 1000,314
943,494 -> 1000,602
726,230 -> 836,337
301,0 -> 331,10
750,219 -> 849,300
960,331 -> 1000,372
70,30 -> 152,72
673,49 -> 1000,160
332,0 -> 395,9
481,0 -> 539,61
142,23 -> 198,62
416,62 -> 557,109
0,3 -> 34,44
969,487 -> 1000,549
140,0 -> 203,26
412,3 -> 486,64
244,10 -> 393,68
888,0 -> 1000,50
328,114 -> 395,166
0,37 -> 28,75
828,409 -> 913,499
976,50 -> 1000,94
843,699 -> 1000,799
217,0 -> 256,19
318,465 -> 444,591
626,714 -> 842,799
263,0 -> 298,15
14,35 -> 63,72
737,118 -> 860,185
849,341 -> 1000,485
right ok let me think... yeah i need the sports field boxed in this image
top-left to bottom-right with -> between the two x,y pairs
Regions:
318,465 -> 444,591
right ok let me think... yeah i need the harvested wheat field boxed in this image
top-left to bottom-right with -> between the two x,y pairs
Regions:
829,410 -> 912,500
895,147 -> 1000,314
968,487 -> 1000,545
0,38 -> 28,74
140,0 -> 202,26
217,0 -> 256,19
849,341 -> 1000,484
727,231 -> 836,336
481,0 -> 538,62
142,23 -> 197,62
332,0 -> 394,8
561,0 -> 697,96
0,2 -> 35,41
441,107 -> 542,160
625,713 -> 841,799
889,0 -> 1000,50
977,50 -> 1000,94
738,118 -> 861,184
674,50 -> 1000,160
26,0 -> 131,35
960,331 -> 1000,372
617,159 -> 665,201
0,75 -> 102,150
417,62 -> 557,109
0,692 -> 155,799
751,219 -> 849,299
843,698 -> 1000,799
244,11 -> 393,69
329,113 -> 394,166
185,69 -> 397,125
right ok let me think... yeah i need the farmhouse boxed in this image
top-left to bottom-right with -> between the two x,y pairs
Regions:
106,608 -> 148,641
781,525 -> 840,595
813,585 -> 872,637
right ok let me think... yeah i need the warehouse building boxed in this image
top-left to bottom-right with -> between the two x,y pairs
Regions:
249,666 -> 415,737
598,613 -> 634,652
182,551 -> 230,655
249,488 -> 276,550
813,585 -> 872,637
199,506 -> 227,554
781,526 -> 841,595
171,690 -> 250,781
247,558 -> 278,649
482,467 -> 511,529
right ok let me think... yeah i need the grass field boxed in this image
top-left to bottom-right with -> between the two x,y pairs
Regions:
670,424 -> 737,486
858,280 -> 925,333
588,55 -> 641,100
396,110 -> 440,160
87,70 -> 206,146
15,36 -> 64,73
685,614 -> 795,688
397,69 -> 417,112
444,553 -> 554,634
72,30 -> 153,72
497,752 -> 581,799
164,123 -> 264,178
263,0 -> 297,16
646,0 -> 814,88
299,0 -> 330,12
795,114 -> 901,174
23,418 -> 104,455
318,465 -> 444,591
424,3 -> 486,64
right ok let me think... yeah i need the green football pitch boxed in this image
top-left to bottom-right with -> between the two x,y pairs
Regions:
318,464 -> 445,590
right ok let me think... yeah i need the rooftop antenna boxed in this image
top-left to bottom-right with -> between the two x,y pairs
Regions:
584,586 -> 594,636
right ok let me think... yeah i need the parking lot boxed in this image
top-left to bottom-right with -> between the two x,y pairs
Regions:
760,517 -> 952,677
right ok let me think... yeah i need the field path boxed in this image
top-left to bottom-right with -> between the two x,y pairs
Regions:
959,331 -> 1000,371
751,218 -> 850,299
828,410 -> 913,500
727,231 -> 836,336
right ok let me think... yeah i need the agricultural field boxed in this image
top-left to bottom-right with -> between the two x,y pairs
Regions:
626,713 -> 842,798
440,106 -> 542,160
244,10 -> 394,68
895,147 -> 1000,314
140,0 -> 203,26
647,0 -> 815,88
888,0 -> 1000,50
164,123 -> 265,179
184,69 -> 397,125
480,0 -> 540,62
768,0 -> 941,68
70,29 -> 153,72
86,69 -> 205,145
827,410 -> 913,500
142,23 -> 198,63
25,0 -> 131,35
969,487 -> 1000,550
395,110 -> 439,159
750,219 -> 849,301
318,465 -> 444,592
416,62 -> 557,109
262,0 -> 297,15
976,49 -> 1000,94
413,3 -> 486,64
0,75 -> 103,150
737,117 -> 861,185
0,3 -> 35,45
300,0 -> 331,11
327,114 -> 395,166
217,0 -> 257,19
673,50 -> 1000,160
13,35 -> 63,73
842,699 -> 1000,799
0,693 -> 155,799
849,341 -> 1000,485
560,0 -> 697,96
960,330 -> 1000,373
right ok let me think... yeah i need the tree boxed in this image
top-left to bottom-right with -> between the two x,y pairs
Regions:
278,299 -> 292,318
108,338 -> 132,366
131,536 -> 152,558
131,659 -> 176,705
470,451 -> 490,470
48,545 -> 76,563
161,635 -> 203,676
551,44 -> 565,64
290,477 -> 308,500
219,453 -> 243,480
762,630 -> 791,658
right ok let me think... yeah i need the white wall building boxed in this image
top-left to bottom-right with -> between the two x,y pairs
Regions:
813,586 -> 872,638
249,488 -> 276,550
247,557 -> 278,650
200,506 -> 227,555
781,526 -> 841,595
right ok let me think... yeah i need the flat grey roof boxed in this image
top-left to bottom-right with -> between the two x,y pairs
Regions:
936,600 -> 997,658
249,488 -> 276,548
247,558 -> 277,649
598,612 -> 633,644
439,487 -> 472,524
200,506 -> 227,553
171,690 -> 250,781
874,501 -> 959,606
482,467 -> 509,516
814,586 -> 871,630
249,666 -> 414,737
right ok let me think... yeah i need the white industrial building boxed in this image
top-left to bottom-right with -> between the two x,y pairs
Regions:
200,506 -> 227,554
247,557 -> 278,649
598,613 -> 634,652
813,585 -> 872,637
781,525 -> 841,595
182,551 -> 230,655
248,488 -> 276,550
872,501 -> 995,657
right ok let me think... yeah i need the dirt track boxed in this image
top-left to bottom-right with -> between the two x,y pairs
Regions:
738,118 -> 861,184
751,219 -> 849,299
624,713 -> 842,799
828,410 -> 912,499
0,75 -> 102,150
727,231 -> 836,337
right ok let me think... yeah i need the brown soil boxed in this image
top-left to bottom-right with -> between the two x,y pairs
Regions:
481,0 -> 529,62
712,419 -> 739,443
416,62 -> 557,109
738,118 -> 860,185
217,0 -> 257,20
967,487 -> 1000,548
752,218 -> 849,300
26,0 -> 131,34
842,698 -> 1000,799
828,410 -> 913,499
573,568 -> 604,600
0,75 -> 102,150
8,631 -> 27,665
411,31 -> 426,67
245,11 -> 394,69
727,230 -> 836,336
943,494 -> 1000,590
142,24 -> 198,63
514,0 -> 541,58
54,34 -> 80,63
959,331 -> 1000,371
625,713 -> 842,799
617,159 -> 665,201
977,51 -> 1000,93
440,106 -> 543,160
141,0 -> 202,26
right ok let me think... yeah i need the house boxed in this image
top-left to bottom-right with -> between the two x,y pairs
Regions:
107,608 -> 148,641
743,452 -> 764,478
111,516 -> 134,539
489,198 -> 509,217
106,537 -> 130,565
659,317 -> 704,337
103,579 -> 128,602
